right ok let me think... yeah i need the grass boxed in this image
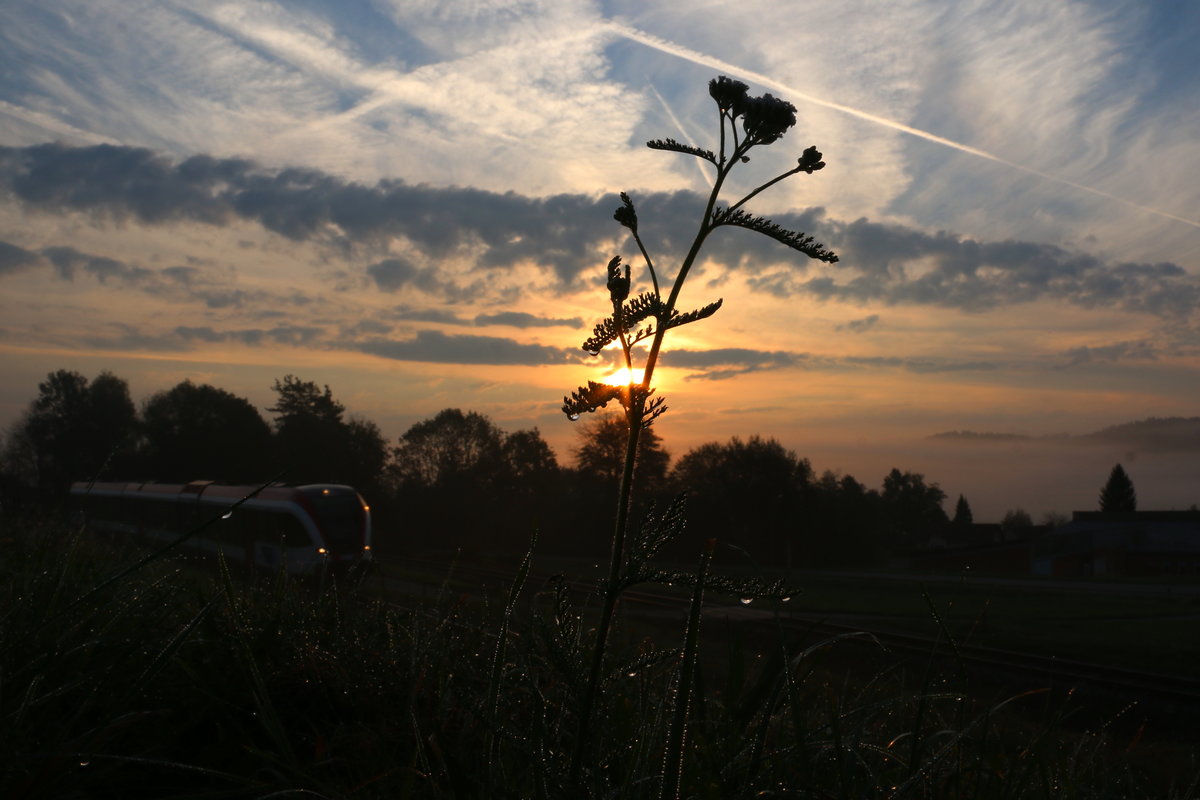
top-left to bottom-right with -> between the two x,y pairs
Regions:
2,510 -> 1198,798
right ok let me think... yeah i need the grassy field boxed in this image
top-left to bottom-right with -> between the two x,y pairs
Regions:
518,554 -> 1200,677
2,513 -> 1198,798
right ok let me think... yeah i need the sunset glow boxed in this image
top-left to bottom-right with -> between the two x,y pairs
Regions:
601,367 -> 646,387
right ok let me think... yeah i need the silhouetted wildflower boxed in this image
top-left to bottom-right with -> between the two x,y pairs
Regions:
606,255 -> 630,303
798,145 -> 825,173
742,93 -> 797,144
708,76 -> 749,116
613,191 -> 638,233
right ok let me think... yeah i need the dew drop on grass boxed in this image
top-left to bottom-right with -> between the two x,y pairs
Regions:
568,413 -> 581,421
781,596 -> 792,602
627,671 -> 637,678
739,597 -> 753,605
221,510 -> 233,520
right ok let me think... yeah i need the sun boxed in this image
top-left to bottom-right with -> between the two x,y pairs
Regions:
601,366 -> 645,386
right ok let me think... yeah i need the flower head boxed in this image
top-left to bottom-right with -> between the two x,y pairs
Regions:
742,93 -> 797,144
708,76 -> 749,116
613,191 -> 638,233
606,255 -> 630,303
798,145 -> 825,173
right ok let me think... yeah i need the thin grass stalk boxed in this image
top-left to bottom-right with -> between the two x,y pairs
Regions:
485,532 -> 537,795
127,587 -> 225,698
569,407 -> 643,790
660,538 -> 714,800
217,551 -> 300,777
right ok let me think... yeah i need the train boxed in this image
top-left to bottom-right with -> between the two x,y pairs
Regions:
69,480 -> 373,575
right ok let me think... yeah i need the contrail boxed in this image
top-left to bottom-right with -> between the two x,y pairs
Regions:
647,84 -> 711,186
605,20 -> 1200,230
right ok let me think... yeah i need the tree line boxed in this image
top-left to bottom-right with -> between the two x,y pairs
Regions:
3,368 -> 967,565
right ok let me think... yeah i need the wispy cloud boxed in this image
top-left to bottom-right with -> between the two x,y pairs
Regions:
605,17 -> 1198,230
355,330 -> 580,366
474,312 -> 583,329
836,314 -> 880,333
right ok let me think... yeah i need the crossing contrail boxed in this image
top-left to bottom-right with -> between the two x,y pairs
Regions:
605,20 -> 1200,230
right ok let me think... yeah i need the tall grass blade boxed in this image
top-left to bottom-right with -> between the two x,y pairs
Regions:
660,538 -> 713,800
485,530 -> 537,795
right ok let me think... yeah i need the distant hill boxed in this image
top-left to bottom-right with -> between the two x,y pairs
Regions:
930,416 -> 1200,452
1085,416 -> 1200,451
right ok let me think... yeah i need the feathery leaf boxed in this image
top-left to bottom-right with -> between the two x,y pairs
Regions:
646,138 -> 717,164
715,208 -> 839,263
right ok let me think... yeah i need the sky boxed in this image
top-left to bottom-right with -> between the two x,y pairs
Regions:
1,0 -> 1198,521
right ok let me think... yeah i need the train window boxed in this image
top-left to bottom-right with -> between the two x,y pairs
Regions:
230,508 -> 260,545
146,499 -> 170,532
279,514 -> 312,548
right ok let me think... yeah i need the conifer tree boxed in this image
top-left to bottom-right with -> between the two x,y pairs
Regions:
953,494 -> 973,526
1099,463 -> 1137,512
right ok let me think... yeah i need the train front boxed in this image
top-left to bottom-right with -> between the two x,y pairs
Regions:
297,485 -> 373,569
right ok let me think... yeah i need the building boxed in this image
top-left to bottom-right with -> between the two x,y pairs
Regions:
1032,511 -> 1200,577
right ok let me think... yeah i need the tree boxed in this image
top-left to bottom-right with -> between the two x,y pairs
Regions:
952,494 -> 973,526
801,470 -> 886,566
391,408 -> 505,490
3,369 -> 137,494
1000,508 -> 1033,538
342,418 -> 389,495
669,436 -> 809,563
573,411 -> 669,494
141,380 -> 272,482
501,428 -> 560,487
390,410 -> 562,552
269,375 -> 344,425
267,375 -> 386,491
881,468 -> 948,548
1099,463 -> 1137,512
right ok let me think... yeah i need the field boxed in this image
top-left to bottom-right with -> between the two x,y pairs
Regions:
2,511 -> 1199,799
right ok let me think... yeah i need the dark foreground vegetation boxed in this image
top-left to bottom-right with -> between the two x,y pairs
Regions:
2,510 -> 1196,799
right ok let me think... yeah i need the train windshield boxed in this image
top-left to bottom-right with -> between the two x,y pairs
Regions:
300,487 -> 366,553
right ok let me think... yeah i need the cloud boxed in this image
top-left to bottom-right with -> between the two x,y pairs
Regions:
474,311 -> 583,329
15,242 -> 310,312
387,306 -> 473,325
2,144 -> 1196,318
41,245 -> 152,284
0,240 -> 40,275
664,348 -> 813,380
175,325 -> 324,347
841,356 -> 1001,374
758,214 -> 1200,318
661,346 -> 1002,380
354,330 -> 579,366
1056,340 -> 1158,369
836,313 -> 880,333
365,255 -> 482,300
